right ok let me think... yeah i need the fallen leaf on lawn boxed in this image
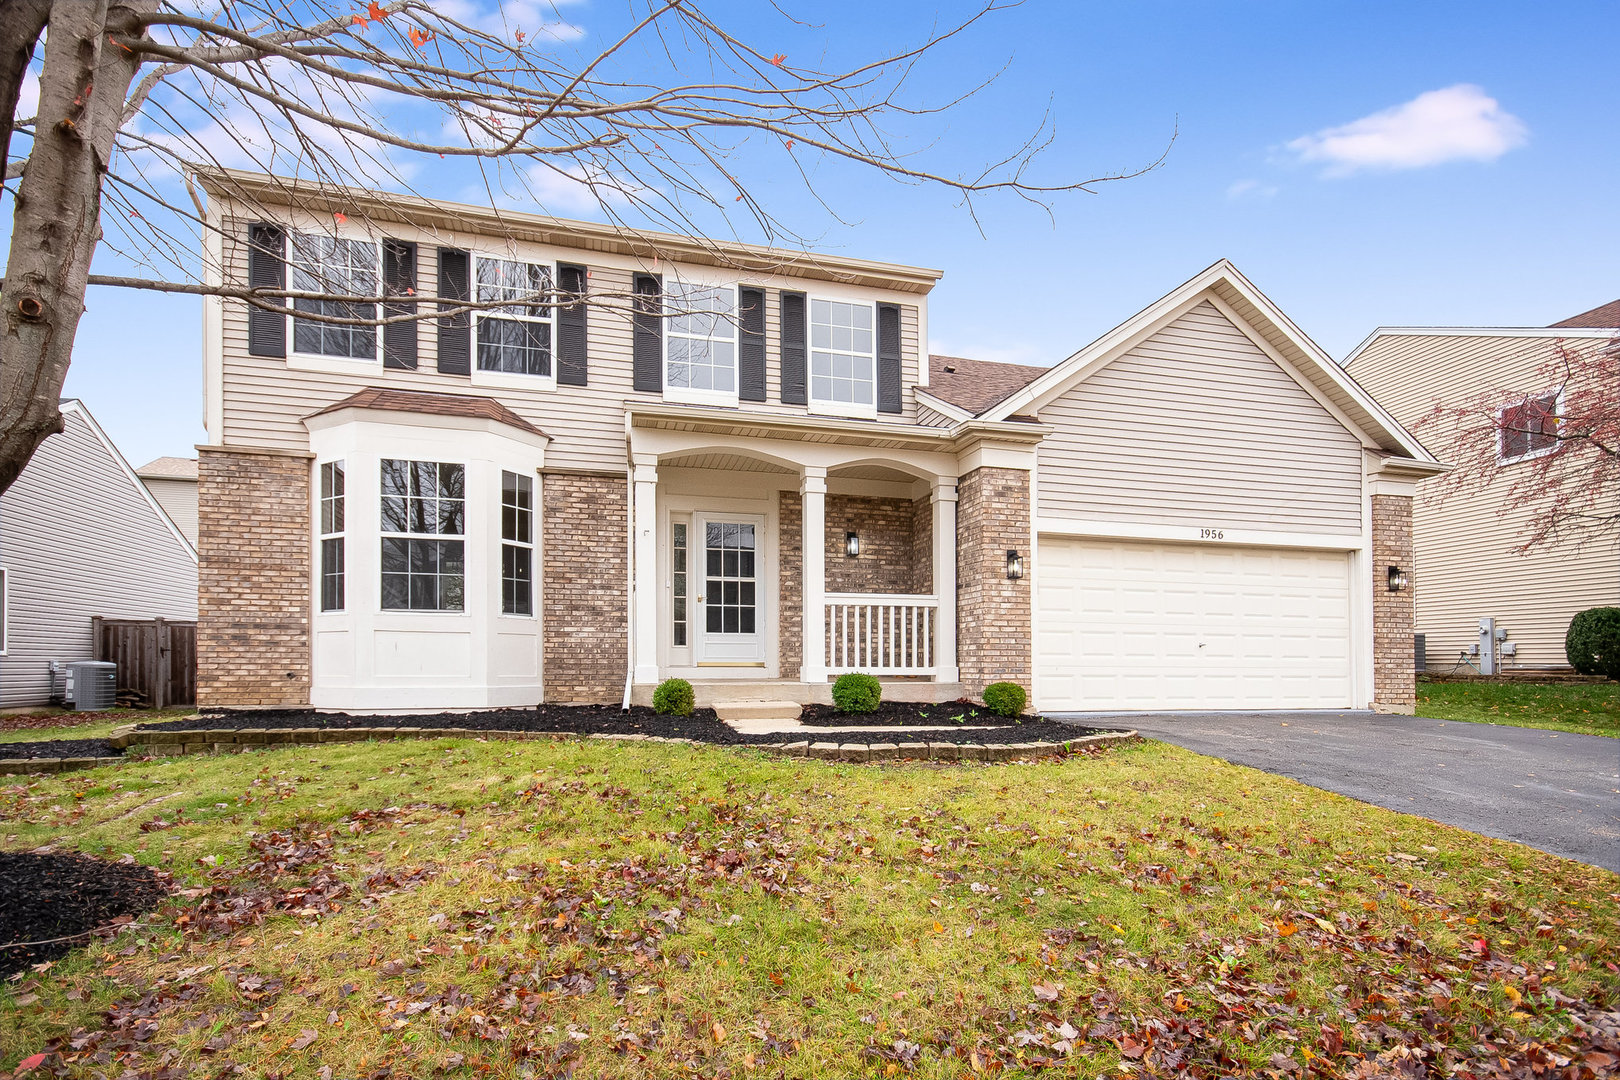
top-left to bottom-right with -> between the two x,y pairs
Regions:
711,1021 -> 726,1043
932,921 -> 944,934
16,1054 -> 47,1073
1032,982 -> 1060,1002
1275,920 -> 1299,937
1503,985 -> 1522,1005
290,1029 -> 318,1051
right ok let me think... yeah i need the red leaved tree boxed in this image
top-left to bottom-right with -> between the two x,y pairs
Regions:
0,0 -> 1167,496
1418,334 -> 1620,552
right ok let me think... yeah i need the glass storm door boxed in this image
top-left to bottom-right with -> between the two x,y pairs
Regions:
695,515 -> 765,665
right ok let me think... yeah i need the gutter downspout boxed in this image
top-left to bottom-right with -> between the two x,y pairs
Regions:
623,466 -> 635,711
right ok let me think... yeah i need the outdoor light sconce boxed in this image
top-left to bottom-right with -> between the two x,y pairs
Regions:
1006,549 -> 1025,580
845,531 -> 861,558
1387,565 -> 1409,592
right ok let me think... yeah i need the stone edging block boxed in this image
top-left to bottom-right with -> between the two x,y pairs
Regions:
0,755 -> 126,776
96,726 -> 1138,766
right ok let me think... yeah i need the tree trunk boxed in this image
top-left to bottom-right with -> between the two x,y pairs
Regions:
0,0 -> 151,495
0,0 -> 52,183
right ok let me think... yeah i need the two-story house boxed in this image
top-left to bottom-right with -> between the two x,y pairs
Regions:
1345,301 -> 1619,672
195,169 -> 1440,715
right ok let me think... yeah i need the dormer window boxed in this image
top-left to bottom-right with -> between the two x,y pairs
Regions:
476,257 -> 553,376
1497,391 -> 1561,464
664,282 -> 738,404
810,298 -> 876,417
290,233 -> 379,360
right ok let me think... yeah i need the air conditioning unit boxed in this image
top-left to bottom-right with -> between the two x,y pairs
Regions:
67,660 -> 117,711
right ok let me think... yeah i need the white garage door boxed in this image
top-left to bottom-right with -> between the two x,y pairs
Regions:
1036,539 -> 1353,711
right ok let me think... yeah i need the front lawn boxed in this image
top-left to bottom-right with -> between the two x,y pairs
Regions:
1416,678 -> 1620,738
2,738 -> 1615,1079
0,708 -> 196,747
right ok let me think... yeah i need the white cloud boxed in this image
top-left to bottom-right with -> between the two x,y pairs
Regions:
1287,84 -> 1527,176
1226,178 -> 1278,200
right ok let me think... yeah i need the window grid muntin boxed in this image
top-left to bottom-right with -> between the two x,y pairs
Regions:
809,298 -> 875,406
476,257 -> 553,376
1498,391 -> 1560,464
380,459 -> 466,611
666,282 -> 738,394
501,470 -> 534,616
672,521 -> 688,647
290,233 -> 379,359
319,461 -> 346,612
703,522 -> 756,635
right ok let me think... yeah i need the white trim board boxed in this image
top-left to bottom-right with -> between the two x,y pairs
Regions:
1343,325 -> 1618,369
1035,517 -> 1365,552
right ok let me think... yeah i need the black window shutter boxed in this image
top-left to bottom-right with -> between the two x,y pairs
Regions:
632,273 -> 662,393
779,290 -> 807,405
436,247 -> 471,375
738,286 -> 766,402
556,263 -> 588,386
877,302 -> 903,414
247,223 -> 286,358
382,239 -> 418,370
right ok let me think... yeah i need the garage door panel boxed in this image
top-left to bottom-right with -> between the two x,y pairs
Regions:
1036,538 -> 1353,711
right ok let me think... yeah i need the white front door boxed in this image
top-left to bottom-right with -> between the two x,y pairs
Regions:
695,514 -> 766,666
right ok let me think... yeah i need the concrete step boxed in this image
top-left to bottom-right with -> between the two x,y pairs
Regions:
713,700 -> 803,722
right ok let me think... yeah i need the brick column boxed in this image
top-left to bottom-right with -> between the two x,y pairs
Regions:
778,491 -> 803,680
955,467 -> 1031,698
197,447 -> 314,707
1372,493 -> 1415,713
542,473 -> 628,702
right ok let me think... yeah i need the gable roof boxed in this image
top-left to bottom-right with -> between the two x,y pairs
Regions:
1551,299 -> 1620,329
925,355 -> 1048,415
979,260 -> 1441,466
307,387 -> 547,438
57,400 -> 198,560
137,456 -> 199,481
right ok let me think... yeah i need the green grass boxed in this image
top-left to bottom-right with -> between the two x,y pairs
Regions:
1,738 -> 1615,1079
0,709 -> 195,746
1416,678 -> 1620,737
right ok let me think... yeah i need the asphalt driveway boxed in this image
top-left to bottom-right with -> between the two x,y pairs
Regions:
1053,710 -> 1620,872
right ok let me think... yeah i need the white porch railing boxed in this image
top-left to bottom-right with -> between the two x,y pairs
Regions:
824,593 -> 939,676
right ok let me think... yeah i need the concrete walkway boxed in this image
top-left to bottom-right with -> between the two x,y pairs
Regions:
1050,710 -> 1620,872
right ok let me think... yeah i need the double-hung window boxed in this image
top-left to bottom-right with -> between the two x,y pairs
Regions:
319,461 -> 345,611
1497,391 -> 1561,464
809,299 -> 875,414
501,471 -> 534,616
665,282 -> 738,400
380,459 -> 465,611
476,257 -> 553,376
290,233 -> 379,359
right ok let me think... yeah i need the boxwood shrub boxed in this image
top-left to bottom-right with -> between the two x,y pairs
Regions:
652,677 -> 696,716
831,672 -> 882,714
982,681 -> 1028,717
1566,607 -> 1620,679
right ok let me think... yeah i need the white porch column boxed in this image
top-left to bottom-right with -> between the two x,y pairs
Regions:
632,458 -> 660,684
800,467 -> 828,684
932,480 -> 959,683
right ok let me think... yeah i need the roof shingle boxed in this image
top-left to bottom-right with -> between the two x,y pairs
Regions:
136,456 -> 198,480
307,387 -> 547,437
925,354 -> 1048,416
1551,299 -> 1620,329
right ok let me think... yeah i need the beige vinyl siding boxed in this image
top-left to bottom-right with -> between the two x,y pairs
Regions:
915,403 -> 957,428
216,205 -> 922,468
1348,332 -> 1619,669
1036,301 -> 1364,534
0,409 -> 198,707
141,477 -> 199,547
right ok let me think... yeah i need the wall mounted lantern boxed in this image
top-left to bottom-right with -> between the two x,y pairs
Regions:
845,531 -> 861,558
1387,565 -> 1409,592
1006,549 -> 1025,581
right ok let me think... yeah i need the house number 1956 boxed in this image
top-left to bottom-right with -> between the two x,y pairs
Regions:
1199,528 -> 1225,540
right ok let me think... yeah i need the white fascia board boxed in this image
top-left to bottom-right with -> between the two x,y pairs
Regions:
304,406 -> 552,454
62,399 -> 199,562
1343,325 -> 1619,369
1035,515 -> 1364,551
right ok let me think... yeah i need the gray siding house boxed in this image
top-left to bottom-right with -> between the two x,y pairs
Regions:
0,400 -> 199,708
137,456 -> 200,548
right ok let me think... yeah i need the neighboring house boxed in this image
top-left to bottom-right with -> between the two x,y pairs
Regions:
137,456 -> 200,547
195,168 -> 1440,715
1345,301 -> 1620,672
0,400 -> 199,708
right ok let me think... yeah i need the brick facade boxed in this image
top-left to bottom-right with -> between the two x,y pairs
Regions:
197,448 -> 313,707
825,494 -> 930,594
955,467 -> 1031,697
778,492 -> 803,680
542,473 -> 628,702
910,495 -> 934,595
1372,493 -> 1416,712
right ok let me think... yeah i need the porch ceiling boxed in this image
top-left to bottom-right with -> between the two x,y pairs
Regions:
662,452 -> 794,473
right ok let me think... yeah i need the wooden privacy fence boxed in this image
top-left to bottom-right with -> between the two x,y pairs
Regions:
92,617 -> 197,708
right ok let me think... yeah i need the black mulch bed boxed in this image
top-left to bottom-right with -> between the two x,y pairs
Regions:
800,699 -> 1034,727
0,852 -> 170,977
139,706 -> 1108,748
0,737 -> 121,760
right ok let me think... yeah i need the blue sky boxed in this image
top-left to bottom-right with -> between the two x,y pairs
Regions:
45,0 -> 1619,468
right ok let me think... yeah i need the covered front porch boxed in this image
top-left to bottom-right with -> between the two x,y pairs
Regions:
626,407 -> 964,703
